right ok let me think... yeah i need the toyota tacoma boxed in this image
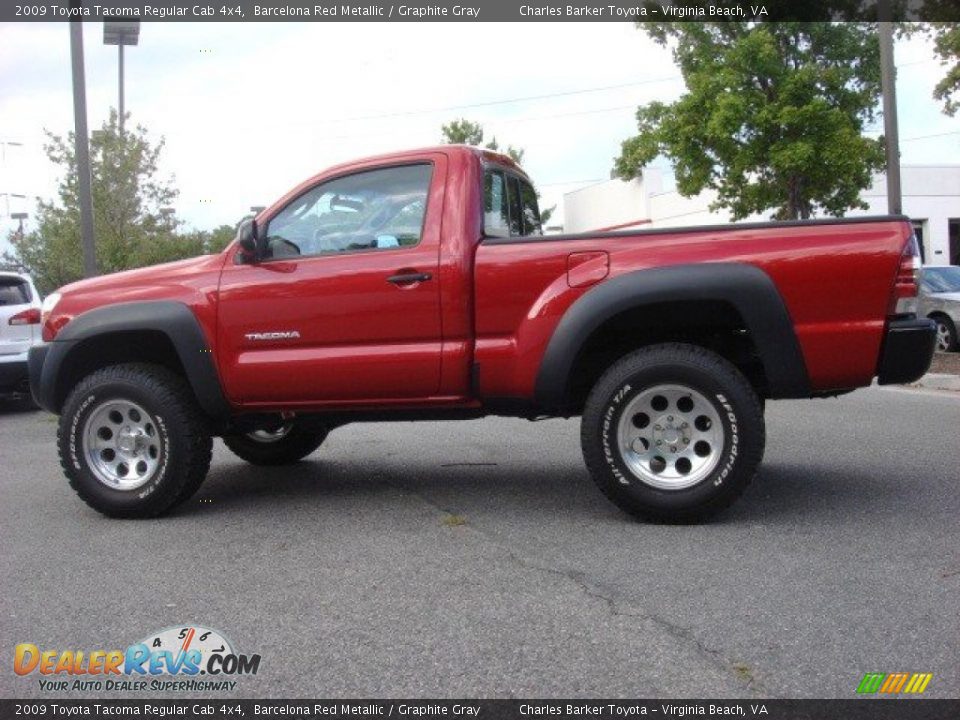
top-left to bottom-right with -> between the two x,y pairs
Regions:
29,146 -> 936,521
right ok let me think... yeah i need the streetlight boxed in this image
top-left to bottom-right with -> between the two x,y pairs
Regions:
250,206 -> 266,214
103,21 -> 140,133
11,212 -> 28,237
1,193 -> 26,216
0,141 -> 23,161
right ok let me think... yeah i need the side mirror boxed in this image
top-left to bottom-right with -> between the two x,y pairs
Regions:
237,218 -> 264,262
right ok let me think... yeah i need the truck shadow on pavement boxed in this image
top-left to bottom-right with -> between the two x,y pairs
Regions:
0,397 -> 40,416
171,452 -> 931,526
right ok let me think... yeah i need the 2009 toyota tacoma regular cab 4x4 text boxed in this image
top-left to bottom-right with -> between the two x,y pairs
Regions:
29,146 -> 936,521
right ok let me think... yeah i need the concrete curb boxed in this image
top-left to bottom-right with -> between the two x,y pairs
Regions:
909,373 -> 960,392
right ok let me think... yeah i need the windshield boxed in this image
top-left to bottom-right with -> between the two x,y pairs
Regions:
922,267 -> 960,293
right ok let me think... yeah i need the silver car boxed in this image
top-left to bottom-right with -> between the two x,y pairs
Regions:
919,265 -> 960,352
0,270 -> 42,401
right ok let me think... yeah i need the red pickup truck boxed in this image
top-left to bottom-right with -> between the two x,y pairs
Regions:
30,146 -> 935,521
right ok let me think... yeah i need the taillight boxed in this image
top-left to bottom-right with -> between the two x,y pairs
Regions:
889,234 -> 920,316
8,308 -> 41,326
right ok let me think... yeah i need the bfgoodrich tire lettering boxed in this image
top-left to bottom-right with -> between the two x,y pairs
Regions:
58,363 -> 212,518
582,343 -> 765,522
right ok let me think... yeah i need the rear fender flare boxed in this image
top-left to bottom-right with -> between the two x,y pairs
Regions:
534,263 -> 810,410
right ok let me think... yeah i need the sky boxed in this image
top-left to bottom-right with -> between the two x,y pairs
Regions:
0,21 -> 957,253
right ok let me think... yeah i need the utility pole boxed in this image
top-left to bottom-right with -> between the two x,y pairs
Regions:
69,15 -> 98,277
878,0 -> 902,215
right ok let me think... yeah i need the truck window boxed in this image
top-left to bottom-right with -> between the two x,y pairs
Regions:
507,176 -> 523,236
264,164 -> 432,259
484,170 -> 542,238
484,170 -> 511,238
519,179 -> 543,236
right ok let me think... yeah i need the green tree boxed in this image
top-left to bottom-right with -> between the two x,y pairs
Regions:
441,118 -> 553,225
924,23 -> 960,115
614,23 -> 885,220
441,118 -> 525,164
2,111 -> 220,295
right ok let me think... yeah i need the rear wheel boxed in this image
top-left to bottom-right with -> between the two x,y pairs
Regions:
58,364 -> 212,518
222,422 -> 328,466
581,343 -> 765,522
933,315 -> 958,352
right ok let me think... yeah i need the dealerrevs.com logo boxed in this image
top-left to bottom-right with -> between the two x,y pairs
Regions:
14,625 -> 261,693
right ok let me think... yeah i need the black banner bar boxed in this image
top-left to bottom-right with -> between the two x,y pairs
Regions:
3,0 -> 959,23
2,700 -> 960,720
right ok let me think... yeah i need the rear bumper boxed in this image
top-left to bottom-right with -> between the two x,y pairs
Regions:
28,343 -> 54,411
0,352 -> 29,393
877,318 -> 937,385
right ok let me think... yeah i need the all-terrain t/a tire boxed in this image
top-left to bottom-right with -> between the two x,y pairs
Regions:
222,423 -> 328,466
58,363 -> 213,518
581,343 -> 765,523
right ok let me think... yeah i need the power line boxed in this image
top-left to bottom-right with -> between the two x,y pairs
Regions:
323,77 -> 681,124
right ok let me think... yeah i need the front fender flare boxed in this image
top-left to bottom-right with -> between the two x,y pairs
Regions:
35,301 -> 229,418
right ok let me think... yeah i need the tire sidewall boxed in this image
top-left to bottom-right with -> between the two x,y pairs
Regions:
590,359 -> 755,513
61,378 -> 183,513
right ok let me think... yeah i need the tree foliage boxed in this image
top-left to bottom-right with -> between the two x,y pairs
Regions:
441,118 -> 556,225
2,111 -> 231,295
441,118 -> 525,164
615,23 -> 886,221
925,23 -> 960,115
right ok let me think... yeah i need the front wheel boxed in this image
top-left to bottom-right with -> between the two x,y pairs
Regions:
222,422 -> 328,466
58,364 -> 212,518
581,343 -> 765,523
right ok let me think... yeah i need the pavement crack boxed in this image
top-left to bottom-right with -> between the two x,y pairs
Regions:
385,476 -> 767,695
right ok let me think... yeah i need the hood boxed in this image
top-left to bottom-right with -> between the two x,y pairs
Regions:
59,254 -> 222,296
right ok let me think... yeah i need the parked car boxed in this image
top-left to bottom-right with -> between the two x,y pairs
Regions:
0,270 -> 42,404
919,265 -> 960,352
29,146 -> 936,521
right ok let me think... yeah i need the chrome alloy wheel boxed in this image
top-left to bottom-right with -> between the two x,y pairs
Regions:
616,384 -> 724,490
82,399 -> 163,490
246,424 -> 293,443
935,320 -> 952,352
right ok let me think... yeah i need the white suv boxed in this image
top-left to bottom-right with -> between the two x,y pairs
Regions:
0,271 -> 42,402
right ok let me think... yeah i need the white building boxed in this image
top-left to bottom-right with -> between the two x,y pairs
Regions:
563,165 -> 960,266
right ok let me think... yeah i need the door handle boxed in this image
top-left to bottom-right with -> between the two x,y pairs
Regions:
386,271 -> 432,285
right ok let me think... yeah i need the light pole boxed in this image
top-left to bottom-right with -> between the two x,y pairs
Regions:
11,212 -> 28,238
878,0 -> 902,215
69,17 -> 97,278
103,21 -> 140,133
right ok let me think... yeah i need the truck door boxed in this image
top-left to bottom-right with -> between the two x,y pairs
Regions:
216,158 -> 445,405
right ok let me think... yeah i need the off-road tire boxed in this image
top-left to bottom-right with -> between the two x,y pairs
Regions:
222,424 -> 328,466
581,343 -> 765,523
58,363 -> 212,518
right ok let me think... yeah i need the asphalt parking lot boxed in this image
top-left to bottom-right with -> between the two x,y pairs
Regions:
1,385 -> 958,699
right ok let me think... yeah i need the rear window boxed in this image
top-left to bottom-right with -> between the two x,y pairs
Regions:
483,169 -> 543,238
0,278 -> 31,306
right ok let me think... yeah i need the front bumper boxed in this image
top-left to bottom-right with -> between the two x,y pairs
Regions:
877,317 -> 937,385
28,343 -> 54,411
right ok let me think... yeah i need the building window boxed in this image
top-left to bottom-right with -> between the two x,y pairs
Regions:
911,220 -> 927,264
949,219 -> 960,266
